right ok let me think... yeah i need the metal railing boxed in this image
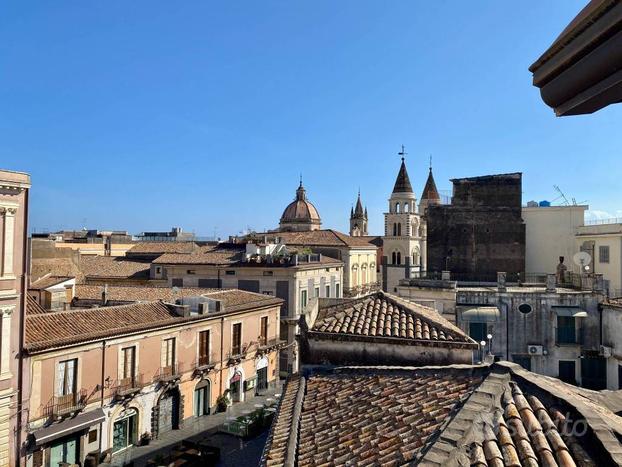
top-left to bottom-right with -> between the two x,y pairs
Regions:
44,389 -> 87,419
113,374 -> 144,399
154,363 -> 182,383
584,217 -> 622,226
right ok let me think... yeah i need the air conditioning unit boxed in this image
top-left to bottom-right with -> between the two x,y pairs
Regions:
600,345 -> 613,358
527,345 -> 543,356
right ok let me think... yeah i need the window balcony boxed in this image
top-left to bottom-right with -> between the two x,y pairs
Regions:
257,338 -> 287,356
227,344 -> 249,366
44,389 -> 88,420
154,363 -> 182,384
193,356 -> 216,378
112,374 -> 145,400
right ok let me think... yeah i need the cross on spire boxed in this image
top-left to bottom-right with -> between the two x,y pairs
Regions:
398,145 -> 407,161
429,154 -> 432,171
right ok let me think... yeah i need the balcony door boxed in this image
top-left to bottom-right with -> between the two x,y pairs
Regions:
198,331 -> 210,366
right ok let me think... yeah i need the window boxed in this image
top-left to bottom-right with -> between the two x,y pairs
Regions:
325,284 -> 330,298
559,361 -> 576,385
397,252 -> 401,265
556,316 -> 576,344
187,269 -> 196,275
112,408 -> 138,453
232,323 -> 242,355
512,355 -> 531,371
599,245 -> 610,263
260,316 -> 268,346
121,347 -> 136,380
88,429 -> 98,444
225,270 -> 236,275
393,223 -> 397,236
57,359 -> 77,396
198,331 -> 210,366
162,338 -> 176,368
392,252 -> 397,264
314,287 -> 320,298
171,278 -> 183,287
397,223 -> 402,236
469,323 -> 487,343
336,284 -> 340,297
301,290 -> 308,309
155,267 -> 162,274
194,380 -> 210,417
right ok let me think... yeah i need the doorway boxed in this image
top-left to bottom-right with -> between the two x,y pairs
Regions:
194,380 -> 211,417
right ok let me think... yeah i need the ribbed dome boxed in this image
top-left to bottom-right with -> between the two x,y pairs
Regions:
279,182 -> 321,231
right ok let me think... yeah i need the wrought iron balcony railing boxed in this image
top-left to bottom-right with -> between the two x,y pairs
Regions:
154,363 -> 182,384
44,389 -> 88,419
113,374 -> 145,400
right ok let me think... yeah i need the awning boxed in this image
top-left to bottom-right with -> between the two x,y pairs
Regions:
459,306 -> 500,323
552,307 -> 588,318
30,408 -> 105,447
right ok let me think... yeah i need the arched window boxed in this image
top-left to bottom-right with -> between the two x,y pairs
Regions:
397,223 -> 402,236
393,223 -> 397,236
361,265 -> 367,285
404,203 -> 409,213
412,248 -> 420,266
391,252 -> 397,264
351,265 -> 358,286
395,202 -> 400,213
397,252 -> 402,265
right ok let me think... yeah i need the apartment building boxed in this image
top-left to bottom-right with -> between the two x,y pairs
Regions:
152,241 -> 343,374
0,169 -> 30,467
22,289 -> 283,466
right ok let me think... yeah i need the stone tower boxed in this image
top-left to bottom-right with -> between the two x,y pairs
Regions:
382,148 -> 423,292
418,164 -> 440,271
349,191 -> 368,236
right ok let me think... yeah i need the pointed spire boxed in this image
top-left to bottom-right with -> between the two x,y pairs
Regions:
392,146 -> 414,194
421,165 -> 440,201
354,190 -> 364,216
296,174 -> 307,201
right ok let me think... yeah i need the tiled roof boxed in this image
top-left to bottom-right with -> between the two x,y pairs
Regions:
276,229 -> 377,248
311,292 -> 475,345
73,284 -> 281,309
26,295 -> 48,315
30,258 -> 83,282
420,362 -> 622,466
29,275 -> 74,290
261,366 -> 484,467
262,363 -> 622,467
128,241 -> 198,255
80,255 -> 151,279
152,245 -> 244,265
26,290 -> 282,352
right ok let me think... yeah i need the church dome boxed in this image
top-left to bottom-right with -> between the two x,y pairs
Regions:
279,182 -> 322,231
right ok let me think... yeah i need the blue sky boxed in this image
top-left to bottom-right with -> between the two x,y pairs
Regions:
2,1 -> 621,237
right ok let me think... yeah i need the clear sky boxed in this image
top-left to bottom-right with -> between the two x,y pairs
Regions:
2,1 -> 621,237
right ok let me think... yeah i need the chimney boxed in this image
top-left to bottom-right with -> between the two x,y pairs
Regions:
497,272 -> 507,292
102,284 -> 108,306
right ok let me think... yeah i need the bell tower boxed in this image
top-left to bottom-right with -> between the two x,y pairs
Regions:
349,190 -> 368,236
382,146 -> 423,292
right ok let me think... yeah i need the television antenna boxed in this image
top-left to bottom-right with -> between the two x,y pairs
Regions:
553,185 -> 570,206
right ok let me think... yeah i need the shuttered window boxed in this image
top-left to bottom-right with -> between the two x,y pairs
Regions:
198,331 -> 210,365
260,317 -> 268,346
232,323 -> 242,355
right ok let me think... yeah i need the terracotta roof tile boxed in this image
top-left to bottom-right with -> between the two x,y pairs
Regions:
29,275 -> 74,290
311,292 -> 475,345
26,295 -> 48,315
80,255 -> 150,279
128,241 -> 198,255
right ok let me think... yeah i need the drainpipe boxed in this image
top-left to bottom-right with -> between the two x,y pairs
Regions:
98,339 -> 106,460
16,186 -> 29,467
219,316 -> 224,397
505,302 -> 510,361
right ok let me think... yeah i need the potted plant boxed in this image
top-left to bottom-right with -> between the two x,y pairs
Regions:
140,432 -> 152,446
216,390 -> 230,412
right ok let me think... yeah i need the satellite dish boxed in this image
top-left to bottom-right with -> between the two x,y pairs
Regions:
573,251 -> 592,267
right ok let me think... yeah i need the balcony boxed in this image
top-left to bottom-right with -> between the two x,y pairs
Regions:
112,374 -> 144,400
154,363 -> 182,384
227,344 -> 249,366
257,338 -> 287,356
43,389 -> 87,420
193,356 -> 216,378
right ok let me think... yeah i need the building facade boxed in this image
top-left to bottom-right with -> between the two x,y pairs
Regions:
426,172 -> 526,281
0,169 -> 30,467
523,204 -> 587,276
576,221 -> 622,297
152,242 -> 343,375
22,291 -> 283,466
